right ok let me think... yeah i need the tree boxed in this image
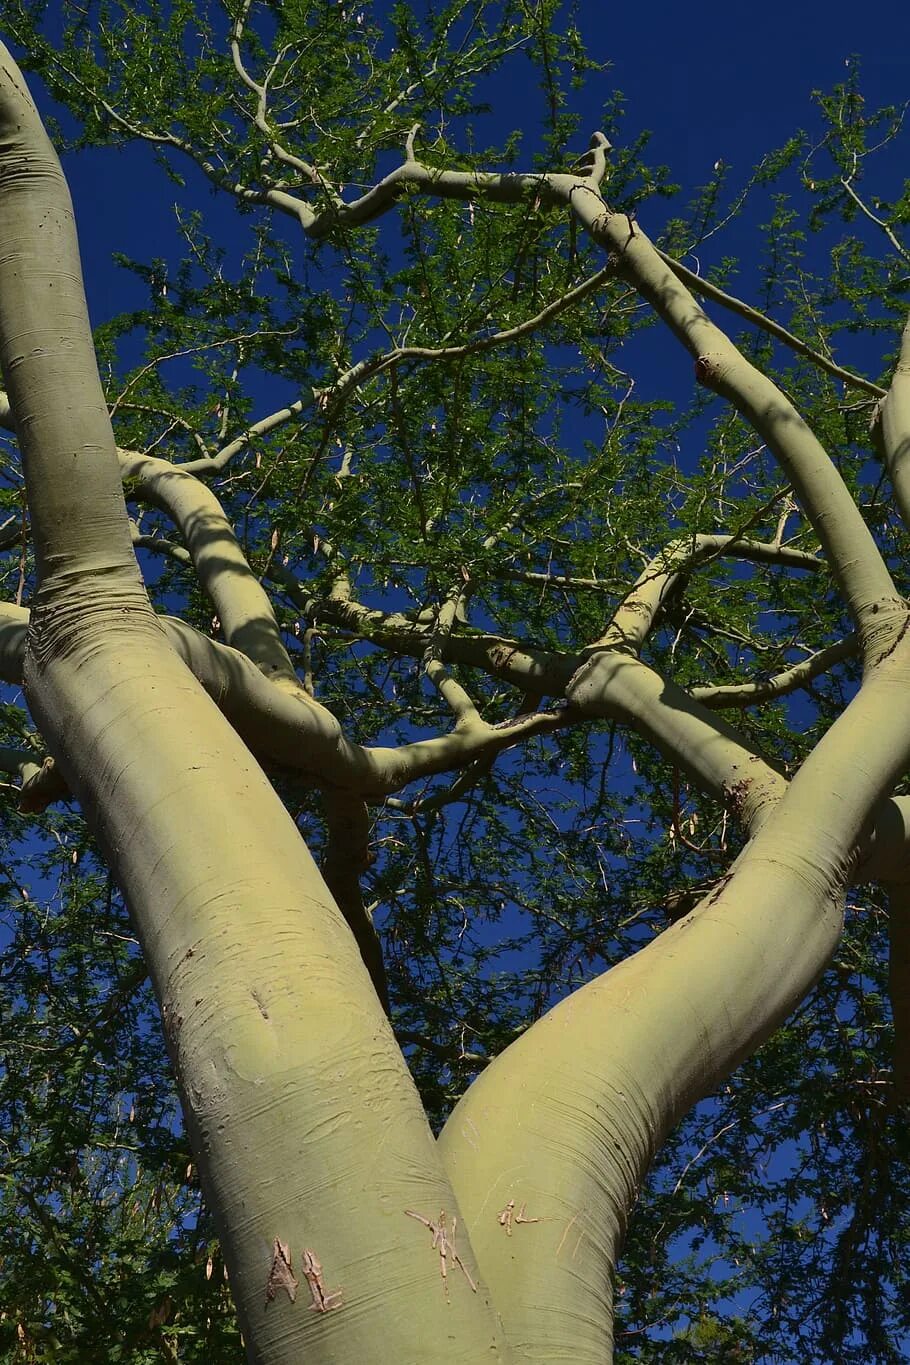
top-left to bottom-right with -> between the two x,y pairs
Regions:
0,2 -> 909,1361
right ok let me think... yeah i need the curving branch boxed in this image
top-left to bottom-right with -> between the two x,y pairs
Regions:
442,612 -> 910,1358
693,635 -> 859,709
566,649 -> 786,834
593,531 -> 824,655
871,313 -> 910,530
560,179 -> 904,657
0,263 -> 614,483
120,447 -> 304,688
655,249 -> 886,398
0,48 -> 518,1352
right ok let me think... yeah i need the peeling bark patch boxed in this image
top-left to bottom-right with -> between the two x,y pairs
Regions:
265,1239 -> 298,1306
723,777 -> 751,819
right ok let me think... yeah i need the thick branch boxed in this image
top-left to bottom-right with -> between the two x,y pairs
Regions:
566,650 -> 786,834
121,447 -> 302,685
441,623 -> 910,1358
595,532 -> 823,654
0,46 -> 138,586
656,250 -> 886,398
872,313 -> 910,530
564,184 -> 903,654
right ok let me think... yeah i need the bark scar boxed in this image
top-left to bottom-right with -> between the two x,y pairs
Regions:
498,1199 -> 541,1235
265,1238 -> 298,1306
405,1209 -> 477,1298
301,1248 -> 342,1313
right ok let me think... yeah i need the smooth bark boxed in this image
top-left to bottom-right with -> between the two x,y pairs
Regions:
441,622 -> 910,1356
4,40 -> 910,1365
0,45 -> 511,1365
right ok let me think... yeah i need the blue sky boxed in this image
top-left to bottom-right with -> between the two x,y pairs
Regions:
3,4 -> 910,1353
52,0 -> 910,335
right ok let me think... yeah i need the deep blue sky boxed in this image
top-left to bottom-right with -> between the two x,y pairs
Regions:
4,8 -> 908,1346
47,0 -> 910,333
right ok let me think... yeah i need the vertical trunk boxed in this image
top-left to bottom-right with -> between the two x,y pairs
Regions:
0,46 -> 512,1365
26,600 -> 512,1363
440,627 -> 910,1360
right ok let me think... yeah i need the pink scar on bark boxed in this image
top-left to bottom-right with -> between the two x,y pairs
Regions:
405,1209 -> 477,1299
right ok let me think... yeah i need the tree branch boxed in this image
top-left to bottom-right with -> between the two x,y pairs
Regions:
0,45 -> 139,586
594,531 -> 823,655
871,313 -> 910,530
840,176 -> 910,268
36,45 -> 315,228
229,0 -> 327,195
692,636 -> 858,709
655,249 -> 886,397
120,448 -> 304,688
563,180 -> 903,657
320,790 -> 390,1014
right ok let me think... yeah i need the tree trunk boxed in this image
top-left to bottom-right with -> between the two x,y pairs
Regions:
0,44 -> 510,1365
5,39 -> 910,1365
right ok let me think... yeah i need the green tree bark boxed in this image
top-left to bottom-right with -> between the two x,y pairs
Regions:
0,43 -> 511,1365
2,18 -> 910,1364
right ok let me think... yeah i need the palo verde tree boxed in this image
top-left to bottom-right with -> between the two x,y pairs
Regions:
1,2 -> 910,1362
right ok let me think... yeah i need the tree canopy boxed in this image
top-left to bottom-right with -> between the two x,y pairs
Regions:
1,3 -> 910,1362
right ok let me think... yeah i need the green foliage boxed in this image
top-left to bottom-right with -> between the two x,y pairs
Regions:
1,4 -> 910,1360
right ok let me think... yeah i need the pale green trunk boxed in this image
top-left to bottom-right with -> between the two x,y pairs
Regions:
25,594 -> 511,1362
5,41 -> 910,1365
0,45 -> 511,1365
439,630 -> 910,1357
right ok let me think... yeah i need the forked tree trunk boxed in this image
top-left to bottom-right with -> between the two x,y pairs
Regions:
3,42 -> 910,1365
